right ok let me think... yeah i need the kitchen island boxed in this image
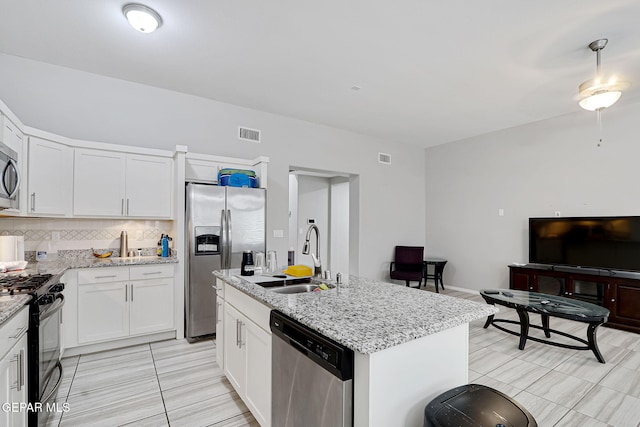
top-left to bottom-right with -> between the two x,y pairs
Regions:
214,270 -> 498,427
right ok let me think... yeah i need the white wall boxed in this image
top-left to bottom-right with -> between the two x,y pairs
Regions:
0,53 -> 426,281
330,177 -> 350,276
296,175 -> 330,269
425,103 -> 640,291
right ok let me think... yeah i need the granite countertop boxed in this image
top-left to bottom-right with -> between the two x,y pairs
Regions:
213,270 -> 498,354
18,256 -> 178,277
0,294 -> 31,326
0,256 -> 178,327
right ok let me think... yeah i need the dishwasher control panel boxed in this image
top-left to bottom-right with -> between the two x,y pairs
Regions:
270,310 -> 353,380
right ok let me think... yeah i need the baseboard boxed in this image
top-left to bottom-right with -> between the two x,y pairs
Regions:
63,330 -> 177,357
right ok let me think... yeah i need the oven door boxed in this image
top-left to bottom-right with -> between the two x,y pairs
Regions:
39,294 -> 64,402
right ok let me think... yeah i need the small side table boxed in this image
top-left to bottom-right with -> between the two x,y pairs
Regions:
424,257 -> 447,293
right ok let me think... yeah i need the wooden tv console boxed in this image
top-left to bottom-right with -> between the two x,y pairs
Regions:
509,264 -> 640,334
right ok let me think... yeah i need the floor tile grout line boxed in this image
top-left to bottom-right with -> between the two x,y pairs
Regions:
150,342 -> 172,426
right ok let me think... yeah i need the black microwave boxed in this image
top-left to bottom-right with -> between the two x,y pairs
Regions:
0,141 -> 20,210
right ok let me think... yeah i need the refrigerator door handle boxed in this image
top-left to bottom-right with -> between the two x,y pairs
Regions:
221,209 -> 227,269
227,209 -> 232,269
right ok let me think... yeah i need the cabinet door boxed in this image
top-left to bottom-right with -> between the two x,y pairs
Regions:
2,117 -> 23,155
223,303 -> 246,395
0,347 -> 12,427
125,155 -> 172,218
609,281 -> 640,329
129,278 -> 175,335
510,270 -> 533,291
0,333 -> 27,427
215,296 -> 225,370
28,137 -> 73,215
78,282 -> 129,343
73,149 -> 126,216
10,334 -> 27,427
244,320 -> 271,427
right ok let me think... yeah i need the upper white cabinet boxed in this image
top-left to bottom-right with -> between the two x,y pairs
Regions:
73,149 -> 126,216
28,137 -> 73,216
125,154 -> 173,218
1,115 -> 24,154
73,149 -> 173,218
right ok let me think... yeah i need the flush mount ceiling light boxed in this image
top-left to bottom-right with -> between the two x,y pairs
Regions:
123,3 -> 162,33
577,39 -> 630,111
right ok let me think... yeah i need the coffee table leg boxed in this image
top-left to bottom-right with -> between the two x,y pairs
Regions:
483,314 -> 494,329
516,308 -> 530,350
541,314 -> 551,338
587,322 -> 606,364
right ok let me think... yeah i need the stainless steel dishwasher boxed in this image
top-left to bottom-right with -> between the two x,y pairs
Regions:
270,310 -> 354,427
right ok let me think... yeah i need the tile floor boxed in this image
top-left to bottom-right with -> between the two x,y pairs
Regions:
47,286 -> 640,426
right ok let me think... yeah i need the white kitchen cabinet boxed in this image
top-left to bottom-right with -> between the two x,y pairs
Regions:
78,281 -> 129,343
73,148 -> 173,218
28,137 -> 73,216
129,276 -> 174,335
76,265 -> 175,345
0,307 -> 29,427
73,149 -> 126,216
125,154 -> 173,218
223,285 -> 271,427
215,279 -> 225,370
1,115 -> 24,154
223,303 -> 245,393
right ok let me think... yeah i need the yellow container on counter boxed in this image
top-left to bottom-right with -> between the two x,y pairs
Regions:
283,265 -> 313,277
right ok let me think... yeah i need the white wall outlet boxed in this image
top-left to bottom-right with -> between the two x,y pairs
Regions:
273,229 -> 284,238
555,211 -> 561,217
498,209 -> 504,217
51,231 -> 60,241
136,230 -> 144,240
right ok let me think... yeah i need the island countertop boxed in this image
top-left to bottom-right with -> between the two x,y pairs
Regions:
213,270 -> 498,354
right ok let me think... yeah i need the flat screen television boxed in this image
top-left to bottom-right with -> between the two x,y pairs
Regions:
529,216 -> 640,272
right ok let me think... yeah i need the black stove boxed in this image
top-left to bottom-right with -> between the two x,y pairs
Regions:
0,273 -> 57,296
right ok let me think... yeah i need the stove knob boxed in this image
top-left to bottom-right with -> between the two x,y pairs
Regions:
39,294 -> 54,305
50,283 -> 65,293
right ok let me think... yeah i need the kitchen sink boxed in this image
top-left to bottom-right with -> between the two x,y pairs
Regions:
268,283 -> 320,294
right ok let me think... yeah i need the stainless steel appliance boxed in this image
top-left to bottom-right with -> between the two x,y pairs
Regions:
0,141 -> 20,210
270,310 -> 354,427
1,272 -> 65,427
185,182 -> 265,340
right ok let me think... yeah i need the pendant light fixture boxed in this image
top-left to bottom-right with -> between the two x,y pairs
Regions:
577,39 -> 630,111
123,3 -> 162,33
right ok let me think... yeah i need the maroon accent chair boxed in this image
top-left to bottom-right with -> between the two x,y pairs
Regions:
389,246 -> 426,288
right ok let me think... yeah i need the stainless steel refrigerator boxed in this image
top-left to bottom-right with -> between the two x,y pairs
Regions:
185,182 -> 266,340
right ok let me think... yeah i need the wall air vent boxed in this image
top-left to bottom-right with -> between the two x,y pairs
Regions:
378,152 -> 391,164
238,126 -> 261,143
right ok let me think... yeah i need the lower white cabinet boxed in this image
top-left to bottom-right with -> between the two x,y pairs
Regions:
0,307 -> 29,427
76,265 -> 175,345
222,284 -> 271,427
215,279 -> 225,370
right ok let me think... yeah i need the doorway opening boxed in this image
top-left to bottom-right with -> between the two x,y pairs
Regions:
288,167 -> 359,277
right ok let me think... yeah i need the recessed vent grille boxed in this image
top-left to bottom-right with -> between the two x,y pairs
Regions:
238,126 -> 261,143
378,152 -> 391,164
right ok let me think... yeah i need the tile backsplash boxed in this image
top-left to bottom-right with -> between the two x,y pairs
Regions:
0,218 -> 174,253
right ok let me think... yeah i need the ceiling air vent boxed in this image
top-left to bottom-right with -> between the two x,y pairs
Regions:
238,126 -> 261,143
378,152 -> 391,164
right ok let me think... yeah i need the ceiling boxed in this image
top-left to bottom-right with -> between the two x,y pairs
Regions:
1,0 -> 639,147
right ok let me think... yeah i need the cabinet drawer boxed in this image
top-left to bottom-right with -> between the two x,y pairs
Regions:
130,264 -> 174,280
0,305 -> 29,359
78,267 -> 129,284
226,285 -> 271,334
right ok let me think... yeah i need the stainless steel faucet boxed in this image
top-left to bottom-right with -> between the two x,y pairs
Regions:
302,224 -> 322,278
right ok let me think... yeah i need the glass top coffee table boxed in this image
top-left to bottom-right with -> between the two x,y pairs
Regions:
480,289 -> 610,363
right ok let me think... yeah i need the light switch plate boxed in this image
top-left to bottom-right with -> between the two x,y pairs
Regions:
273,229 -> 284,238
